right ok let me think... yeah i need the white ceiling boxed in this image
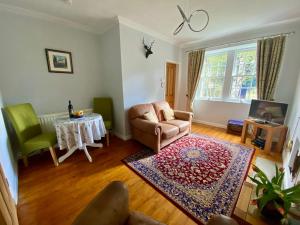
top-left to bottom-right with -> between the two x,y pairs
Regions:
1,0 -> 300,45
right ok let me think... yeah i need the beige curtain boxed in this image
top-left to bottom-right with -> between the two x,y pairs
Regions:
257,36 -> 286,100
186,49 -> 205,112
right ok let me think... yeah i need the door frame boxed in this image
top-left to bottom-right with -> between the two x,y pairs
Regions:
0,164 -> 19,225
164,60 -> 180,109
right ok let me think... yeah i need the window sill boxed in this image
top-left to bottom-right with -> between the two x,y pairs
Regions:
195,98 -> 252,105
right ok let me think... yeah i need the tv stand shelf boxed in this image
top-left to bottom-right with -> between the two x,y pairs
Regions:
241,119 -> 288,154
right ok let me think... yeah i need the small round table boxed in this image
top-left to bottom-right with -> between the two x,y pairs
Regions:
54,113 -> 106,163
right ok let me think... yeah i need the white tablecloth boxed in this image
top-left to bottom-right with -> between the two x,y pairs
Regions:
54,113 -> 106,151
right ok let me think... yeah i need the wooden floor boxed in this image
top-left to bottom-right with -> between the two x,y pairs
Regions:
17,123 -> 282,225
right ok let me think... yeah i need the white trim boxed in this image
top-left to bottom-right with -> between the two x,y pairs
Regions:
0,3 -> 104,35
113,131 -> 132,141
164,60 -> 181,109
117,16 -> 177,45
193,119 -> 227,129
180,16 -> 300,48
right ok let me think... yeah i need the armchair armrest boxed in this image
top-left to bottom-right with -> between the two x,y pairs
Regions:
131,118 -> 161,135
72,181 -> 129,225
174,110 -> 193,121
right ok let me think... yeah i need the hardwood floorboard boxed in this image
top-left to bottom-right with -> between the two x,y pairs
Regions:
17,123 -> 281,225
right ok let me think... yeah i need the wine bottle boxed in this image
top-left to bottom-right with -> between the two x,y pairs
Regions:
68,100 -> 74,118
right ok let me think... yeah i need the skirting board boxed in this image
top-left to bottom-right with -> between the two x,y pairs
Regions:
193,119 -> 227,129
113,131 -> 132,141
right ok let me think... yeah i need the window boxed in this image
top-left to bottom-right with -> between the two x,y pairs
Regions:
196,43 -> 257,102
198,52 -> 227,99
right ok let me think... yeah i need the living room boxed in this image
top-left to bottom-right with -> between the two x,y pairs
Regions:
0,0 -> 300,225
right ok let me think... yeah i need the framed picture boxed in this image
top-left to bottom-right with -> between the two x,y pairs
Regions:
45,49 -> 73,74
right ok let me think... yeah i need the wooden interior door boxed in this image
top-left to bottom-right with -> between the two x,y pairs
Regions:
165,63 -> 177,108
0,165 -> 19,225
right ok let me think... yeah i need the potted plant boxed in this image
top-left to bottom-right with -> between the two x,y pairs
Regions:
248,164 -> 300,225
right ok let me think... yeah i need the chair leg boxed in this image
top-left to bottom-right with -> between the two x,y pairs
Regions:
22,156 -> 28,167
106,132 -> 110,147
49,146 -> 59,167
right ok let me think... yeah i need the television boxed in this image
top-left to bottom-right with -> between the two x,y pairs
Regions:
248,100 -> 288,125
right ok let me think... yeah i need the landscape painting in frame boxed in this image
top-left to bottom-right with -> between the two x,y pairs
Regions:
45,49 -> 73,73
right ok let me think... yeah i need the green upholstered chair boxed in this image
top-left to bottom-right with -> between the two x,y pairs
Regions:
93,97 -> 113,146
4,103 -> 58,167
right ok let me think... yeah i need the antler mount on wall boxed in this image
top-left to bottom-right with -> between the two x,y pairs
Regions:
143,38 -> 155,58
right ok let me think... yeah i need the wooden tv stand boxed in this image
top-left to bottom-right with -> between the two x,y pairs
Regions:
241,119 -> 288,154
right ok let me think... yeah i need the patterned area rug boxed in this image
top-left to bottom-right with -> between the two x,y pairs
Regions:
123,134 -> 254,224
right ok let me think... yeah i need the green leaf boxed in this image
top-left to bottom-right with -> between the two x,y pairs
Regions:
283,184 -> 300,194
277,172 -> 285,187
272,183 -> 281,190
283,199 -> 292,216
271,176 -> 277,184
275,164 -> 279,177
273,164 -> 279,184
286,190 -> 300,200
274,189 -> 284,198
253,173 -> 264,182
248,176 -> 263,186
253,165 -> 270,182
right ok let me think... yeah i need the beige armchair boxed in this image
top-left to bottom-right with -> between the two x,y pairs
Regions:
72,181 -> 165,225
128,101 -> 193,152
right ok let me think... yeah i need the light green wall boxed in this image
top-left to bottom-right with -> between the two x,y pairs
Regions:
99,24 -> 126,138
0,11 -> 104,115
119,23 -> 180,137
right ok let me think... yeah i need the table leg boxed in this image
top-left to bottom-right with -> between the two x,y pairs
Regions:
58,146 -> 78,163
83,144 -> 92,163
241,122 -> 248,143
87,143 -> 103,148
264,128 -> 273,154
106,133 -> 110,147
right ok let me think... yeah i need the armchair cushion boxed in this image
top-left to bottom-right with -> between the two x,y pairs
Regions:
23,132 -> 57,154
93,97 -> 113,130
131,118 -> 161,135
159,123 -> 179,139
143,112 -> 159,123
152,101 -> 172,122
162,120 -> 189,133
128,104 -> 156,121
104,120 -> 112,130
162,108 -> 175,121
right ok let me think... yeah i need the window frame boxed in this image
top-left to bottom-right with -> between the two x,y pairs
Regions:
196,42 -> 257,104
196,51 -> 228,101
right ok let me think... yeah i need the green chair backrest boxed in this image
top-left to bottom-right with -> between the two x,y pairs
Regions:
93,98 -> 113,122
4,103 -> 42,147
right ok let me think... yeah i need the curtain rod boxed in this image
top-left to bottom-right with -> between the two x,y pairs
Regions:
185,31 -> 295,53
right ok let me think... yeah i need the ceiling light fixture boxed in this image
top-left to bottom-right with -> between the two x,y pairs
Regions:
173,4 -> 209,35
63,0 -> 73,5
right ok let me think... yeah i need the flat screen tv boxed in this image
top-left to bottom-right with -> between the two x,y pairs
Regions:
248,100 -> 288,125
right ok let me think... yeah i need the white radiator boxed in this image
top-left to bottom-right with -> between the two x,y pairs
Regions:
38,108 -> 93,132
